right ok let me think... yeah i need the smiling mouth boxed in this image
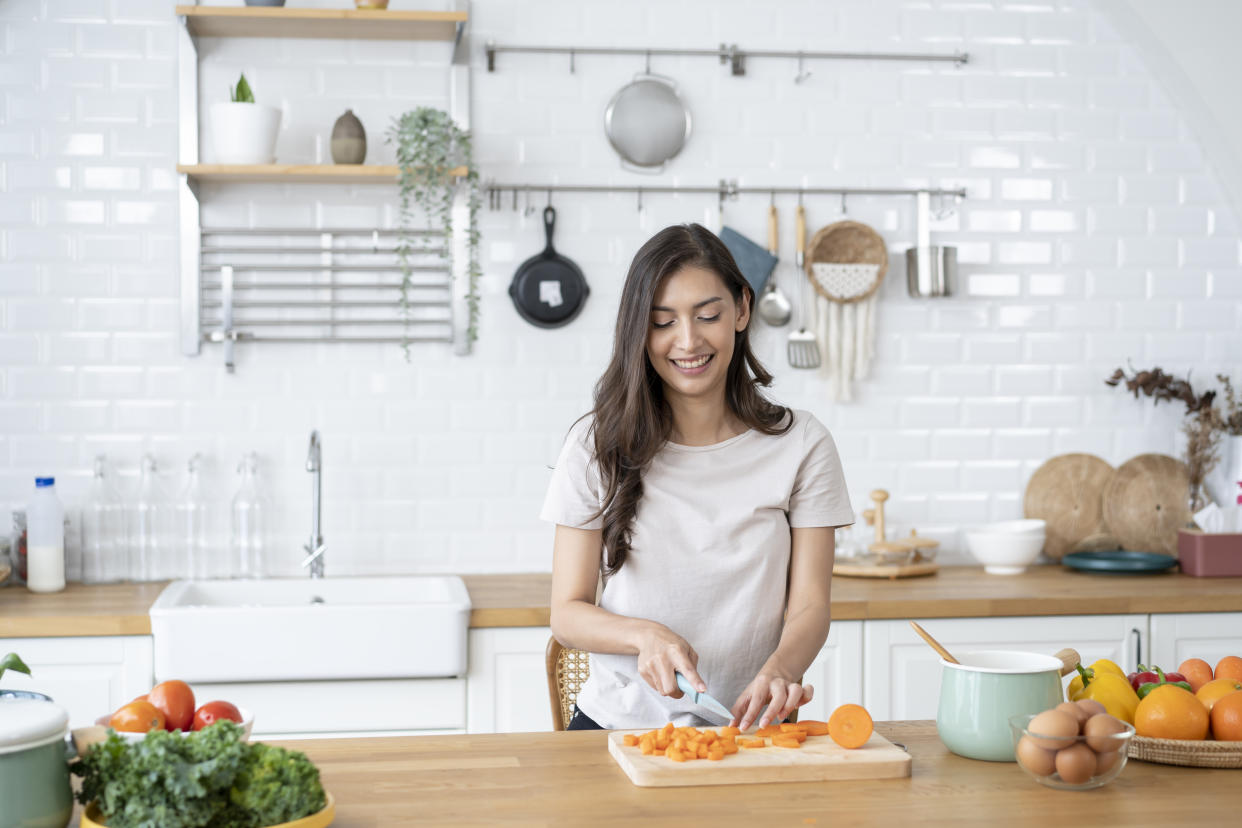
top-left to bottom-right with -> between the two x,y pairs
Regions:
671,355 -> 713,370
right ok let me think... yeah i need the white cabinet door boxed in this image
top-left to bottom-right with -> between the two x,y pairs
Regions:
862,615 -> 1148,722
1148,612 -> 1242,671
467,627 -> 554,734
795,621 -> 863,723
0,636 -> 153,729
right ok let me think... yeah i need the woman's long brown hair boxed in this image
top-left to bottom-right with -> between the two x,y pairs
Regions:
587,223 -> 791,576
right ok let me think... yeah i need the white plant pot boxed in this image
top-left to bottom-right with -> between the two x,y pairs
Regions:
209,102 -> 281,165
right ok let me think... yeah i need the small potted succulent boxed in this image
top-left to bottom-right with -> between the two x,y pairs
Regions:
210,72 -> 281,165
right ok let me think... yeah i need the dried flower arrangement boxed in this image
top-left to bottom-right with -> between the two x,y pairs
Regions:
1105,366 -> 1232,510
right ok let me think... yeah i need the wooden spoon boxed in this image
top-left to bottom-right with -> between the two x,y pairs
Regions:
909,621 -> 958,664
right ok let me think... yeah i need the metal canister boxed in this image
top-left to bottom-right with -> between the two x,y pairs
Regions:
905,245 -> 956,298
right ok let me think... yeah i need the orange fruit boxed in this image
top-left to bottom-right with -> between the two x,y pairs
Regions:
109,700 -> 166,733
1211,691 -> 1242,742
1216,656 -> 1242,683
1178,658 -> 1214,693
1133,684 -> 1209,740
1197,678 -> 1242,712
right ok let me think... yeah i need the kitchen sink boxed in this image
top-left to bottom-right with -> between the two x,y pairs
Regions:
150,576 -> 472,683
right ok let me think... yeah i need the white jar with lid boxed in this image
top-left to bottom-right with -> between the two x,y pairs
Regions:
26,477 -> 65,593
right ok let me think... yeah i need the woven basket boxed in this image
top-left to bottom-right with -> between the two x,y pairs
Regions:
1127,735 -> 1242,768
805,220 -> 887,303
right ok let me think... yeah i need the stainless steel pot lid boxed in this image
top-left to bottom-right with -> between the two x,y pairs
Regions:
0,697 -> 68,754
604,73 -> 691,170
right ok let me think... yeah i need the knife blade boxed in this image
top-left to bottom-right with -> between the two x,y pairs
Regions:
675,673 -> 733,721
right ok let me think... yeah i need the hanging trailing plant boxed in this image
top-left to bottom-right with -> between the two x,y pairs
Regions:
386,108 -> 481,353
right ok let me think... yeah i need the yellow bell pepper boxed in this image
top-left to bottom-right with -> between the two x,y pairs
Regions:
1066,658 -> 1125,699
1068,664 -> 1139,723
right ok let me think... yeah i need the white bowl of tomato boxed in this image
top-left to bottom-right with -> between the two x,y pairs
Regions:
96,680 -> 253,742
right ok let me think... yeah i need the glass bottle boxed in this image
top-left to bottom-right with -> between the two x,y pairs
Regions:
81,455 -> 126,584
131,453 -> 169,582
177,453 -> 212,580
231,452 -> 268,579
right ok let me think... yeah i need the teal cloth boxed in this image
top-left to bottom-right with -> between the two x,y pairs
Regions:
719,226 -> 777,293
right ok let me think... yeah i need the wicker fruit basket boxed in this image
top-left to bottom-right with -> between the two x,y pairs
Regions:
1127,735 -> 1242,769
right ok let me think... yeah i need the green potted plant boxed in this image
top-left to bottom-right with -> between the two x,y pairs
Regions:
386,108 -> 481,352
210,72 -> 281,165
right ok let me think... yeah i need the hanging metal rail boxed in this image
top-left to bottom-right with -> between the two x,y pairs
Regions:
485,42 -> 968,75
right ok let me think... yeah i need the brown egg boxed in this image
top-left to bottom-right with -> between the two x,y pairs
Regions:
1075,699 -> 1107,717
1056,701 -> 1090,731
1083,713 -> 1128,753
1028,709 -> 1079,750
1055,742 -> 1097,785
1093,750 -> 1122,776
1016,735 -> 1057,777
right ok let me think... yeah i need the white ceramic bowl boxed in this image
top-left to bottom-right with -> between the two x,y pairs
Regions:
966,521 -> 1046,574
94,707 -> 254,743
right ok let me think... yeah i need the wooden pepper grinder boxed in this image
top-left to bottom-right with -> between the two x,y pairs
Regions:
863,489 -> 908,559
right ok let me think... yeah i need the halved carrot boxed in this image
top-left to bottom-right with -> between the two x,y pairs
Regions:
827,704 -> 873,750
798,720 -> 829,736
772,734 -> 803,749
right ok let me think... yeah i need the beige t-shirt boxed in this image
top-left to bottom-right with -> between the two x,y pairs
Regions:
540,409 -> 853,729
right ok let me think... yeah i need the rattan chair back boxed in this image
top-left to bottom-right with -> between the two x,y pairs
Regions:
546,636 -> 591,731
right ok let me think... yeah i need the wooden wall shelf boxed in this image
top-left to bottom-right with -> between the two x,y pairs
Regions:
177,164 -> 468,184
176,6 -> 468,42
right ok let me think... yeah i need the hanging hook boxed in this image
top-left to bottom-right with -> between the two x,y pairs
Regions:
840,192 -> 848,214
569,49 -> 575,74
645,50 -> 651,74
512,187 -> 517,211
371,229 -> 379,254
770,189 -> 776,207
637,186 -> 643,213
524,186 -> 534,217
794,51 -> 812,84
798,189 -> 804,207
547,188 -> 553,207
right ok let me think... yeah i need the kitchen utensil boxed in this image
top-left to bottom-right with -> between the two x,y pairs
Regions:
674,673 -> 733,721
807,220 -> 886,401
718,227 -> 776,295
508,206 -> 589,328
833,489 -> 940,579
607,729 -> 910,787
1010,713 -> 1135,789
603,72 -> 691,172
909,622 -> 959,664
1127,733 -> 1242,769
965,519 -> 1047,575
787,205 -> 820,369
82,793 -> 337,828
936,650 -> 1069,762
1102,453 -> 1191,557
906,191 -> 956,298
1061,549 -> 1179,574
1023,453 -> 1116,560
1177,528 -> 1242,576
754,206 -> 792,326
0,697 -> 73,828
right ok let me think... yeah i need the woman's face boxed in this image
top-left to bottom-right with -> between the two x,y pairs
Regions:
645,265 -> 750,402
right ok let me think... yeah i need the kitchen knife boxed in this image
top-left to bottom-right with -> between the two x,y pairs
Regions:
675,673 -> 733,721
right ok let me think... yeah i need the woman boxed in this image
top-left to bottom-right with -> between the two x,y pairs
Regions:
542,223 -> 853,732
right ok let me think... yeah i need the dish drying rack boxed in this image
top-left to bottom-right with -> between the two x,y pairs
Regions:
196,227 -> 453,371
834,489 -> 941,580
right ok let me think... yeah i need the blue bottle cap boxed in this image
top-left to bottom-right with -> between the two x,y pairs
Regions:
35,477 -> 55,487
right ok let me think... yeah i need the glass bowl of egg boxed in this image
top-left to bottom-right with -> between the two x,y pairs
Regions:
1009,700 -> 1136,790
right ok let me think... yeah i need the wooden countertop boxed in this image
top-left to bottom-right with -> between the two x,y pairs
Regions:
263,722 -> 1235,826
5,567 -> 1242,639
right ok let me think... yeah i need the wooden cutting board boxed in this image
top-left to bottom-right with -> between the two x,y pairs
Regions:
1023,453 -> 1116,560
607,730 -> 911,787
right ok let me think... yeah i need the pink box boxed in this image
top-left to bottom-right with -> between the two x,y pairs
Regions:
1178,529 -> 1242,577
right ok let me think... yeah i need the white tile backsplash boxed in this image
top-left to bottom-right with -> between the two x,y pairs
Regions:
0,0 -> 1238,574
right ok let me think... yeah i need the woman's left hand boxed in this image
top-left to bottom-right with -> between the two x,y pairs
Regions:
731,671 -> 814,731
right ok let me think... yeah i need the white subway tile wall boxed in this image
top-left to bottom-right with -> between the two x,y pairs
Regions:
0,0 -> 1237,573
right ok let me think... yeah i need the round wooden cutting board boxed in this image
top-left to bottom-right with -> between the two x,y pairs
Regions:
1023,454 -> 1116,560
1101,453 -> 1191,557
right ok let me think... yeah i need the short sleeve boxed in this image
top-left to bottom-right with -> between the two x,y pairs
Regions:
787,414 -> 854,528
540,417 -> 605,530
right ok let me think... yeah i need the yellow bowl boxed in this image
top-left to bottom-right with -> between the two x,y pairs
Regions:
82,791 -> 335,828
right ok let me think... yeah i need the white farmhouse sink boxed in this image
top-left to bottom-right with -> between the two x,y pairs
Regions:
150,576 -> 471,683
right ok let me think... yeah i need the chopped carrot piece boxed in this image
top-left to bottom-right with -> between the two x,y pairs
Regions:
697,742 -> 709,759
721,726 -> 741,737
700,729 -> 717,743
641,741 -> 655,755
799,720 -> 829,736
741,738 -> 766,748
666,746 -> 686,762
662,723 -> 675,736
827,704 -> 874,750
721,741 -> 739,755
772,734 -> 803,749
656,735 -> 670,750
779,723 -> 805,733
708,751 -> 725,761
624,734 -> 639,746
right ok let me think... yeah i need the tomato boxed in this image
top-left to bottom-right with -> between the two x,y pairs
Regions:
110,700 -> 166,733
148,680 -> 196,732
192,700 -> 243,731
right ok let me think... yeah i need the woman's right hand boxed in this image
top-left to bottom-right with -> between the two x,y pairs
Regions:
636,624 -> 708,698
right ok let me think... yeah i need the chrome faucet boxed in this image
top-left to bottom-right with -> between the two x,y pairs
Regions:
301,430 -> 326,578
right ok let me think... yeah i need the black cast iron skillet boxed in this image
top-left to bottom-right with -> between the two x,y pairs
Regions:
509,207 -> 589,328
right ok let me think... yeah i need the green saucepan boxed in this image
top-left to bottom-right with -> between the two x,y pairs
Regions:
0,694 -> 73,828
936,650 -> 1068,762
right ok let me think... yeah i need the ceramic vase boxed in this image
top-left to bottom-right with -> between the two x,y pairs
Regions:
1205,434 -> 1242,509
330,109 -> 367,165
210,102 -> 281,165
